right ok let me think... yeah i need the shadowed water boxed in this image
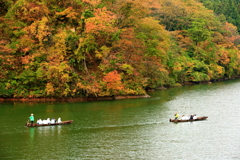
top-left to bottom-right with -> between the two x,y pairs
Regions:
1,79 -> 240,159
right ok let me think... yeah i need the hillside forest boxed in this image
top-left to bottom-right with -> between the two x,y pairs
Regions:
199,0 -> 240,32
1,0 -> 240,98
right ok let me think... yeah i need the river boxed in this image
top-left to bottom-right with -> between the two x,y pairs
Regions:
1,79 -> 240,159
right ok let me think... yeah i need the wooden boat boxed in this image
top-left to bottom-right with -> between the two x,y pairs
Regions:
169,116 -> 208,122
26,120 -> 73,127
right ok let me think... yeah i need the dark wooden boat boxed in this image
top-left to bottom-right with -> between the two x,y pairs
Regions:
169,116 -> 208,122
26,120 -> 73,127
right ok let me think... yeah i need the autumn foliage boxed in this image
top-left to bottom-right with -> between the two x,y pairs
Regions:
1,0 -> 240,98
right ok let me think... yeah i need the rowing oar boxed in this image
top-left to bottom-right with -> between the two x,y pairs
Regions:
26,118 -> 29,126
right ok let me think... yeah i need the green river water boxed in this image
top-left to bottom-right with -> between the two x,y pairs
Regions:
1,79 -> 240,159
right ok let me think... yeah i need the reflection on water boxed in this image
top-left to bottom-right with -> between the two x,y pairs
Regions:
29,127 -> 35,140
30,125 -> 62,136
1,79 -> 240,159
27,125 -> 63,148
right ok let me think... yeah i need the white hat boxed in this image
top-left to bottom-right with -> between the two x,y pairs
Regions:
31,113 -> 33,116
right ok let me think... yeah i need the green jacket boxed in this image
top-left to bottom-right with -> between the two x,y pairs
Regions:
29,115 -> 34,121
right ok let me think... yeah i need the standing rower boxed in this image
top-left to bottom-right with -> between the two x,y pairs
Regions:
29,113 -> 34,126
174,113 -> 179,120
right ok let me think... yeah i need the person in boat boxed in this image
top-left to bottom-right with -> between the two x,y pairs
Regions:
181,115 -> 187,120
39,119 -> 42,124
42,119 -> 48,124
37,119 -> 42,124
190,115 -> 194,120
50,118 -> 55,124
57,117 -> 62,123
47,118 -> 51,124
29,114 -> 34,125
174,113 -> 179,120
193,114 -> 197,119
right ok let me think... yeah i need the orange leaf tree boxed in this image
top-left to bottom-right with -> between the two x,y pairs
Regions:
102,70 -> 124,96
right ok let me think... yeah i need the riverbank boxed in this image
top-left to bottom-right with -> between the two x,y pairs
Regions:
0,77 -> 238,102
0,95 -> 150,102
